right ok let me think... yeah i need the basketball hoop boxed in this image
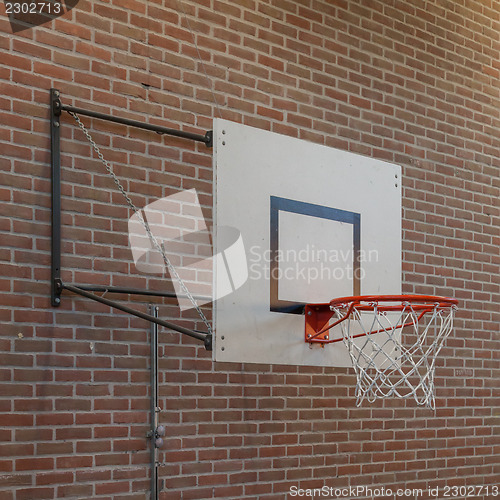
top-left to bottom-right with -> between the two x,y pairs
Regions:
305,295 -> 458,409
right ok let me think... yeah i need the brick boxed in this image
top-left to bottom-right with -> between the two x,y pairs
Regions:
0,473 -> 32,487
94,453 -> 130,467
56,456 -> 93,469
57,484 -> 94,498
95,480 -> 129,495
15,458 -> 54,471
16,487 -> 54,500
0,444 -> 34,457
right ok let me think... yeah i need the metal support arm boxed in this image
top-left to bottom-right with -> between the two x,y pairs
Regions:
58,103 -> 213,147
68,284 -> 210,302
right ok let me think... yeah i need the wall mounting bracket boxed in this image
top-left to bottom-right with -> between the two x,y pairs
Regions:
50,88 -> 213,351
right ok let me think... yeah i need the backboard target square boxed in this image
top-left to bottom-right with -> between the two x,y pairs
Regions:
270,196 -> 360,313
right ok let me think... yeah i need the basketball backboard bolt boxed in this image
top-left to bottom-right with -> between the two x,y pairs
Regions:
52,98 -> 62,116
204,334 -> 213,351
204,130 -> 213,147
54,279 -> 63,294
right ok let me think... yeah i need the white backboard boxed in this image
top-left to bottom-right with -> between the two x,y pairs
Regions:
213,119 -> 401,367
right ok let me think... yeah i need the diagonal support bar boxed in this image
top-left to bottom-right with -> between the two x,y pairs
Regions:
63,284 -> 212,350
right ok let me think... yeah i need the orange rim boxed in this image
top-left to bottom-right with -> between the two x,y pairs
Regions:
330,294 -> 458,312
305,295 -> 458,344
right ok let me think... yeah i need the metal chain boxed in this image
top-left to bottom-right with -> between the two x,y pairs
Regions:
68,111 -> 212,335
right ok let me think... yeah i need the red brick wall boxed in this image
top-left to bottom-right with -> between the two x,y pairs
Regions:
1,0 -> 499,499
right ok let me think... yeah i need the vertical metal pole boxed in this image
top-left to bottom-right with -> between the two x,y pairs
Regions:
50,88 -> 62,306
150,305 -> 159,500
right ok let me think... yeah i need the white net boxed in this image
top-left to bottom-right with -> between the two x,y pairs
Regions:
331,298 -> 457,410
